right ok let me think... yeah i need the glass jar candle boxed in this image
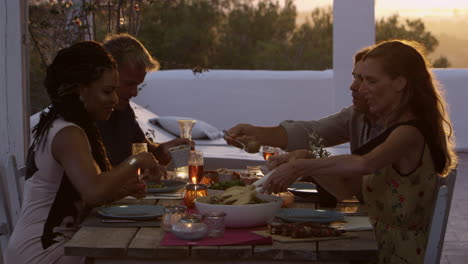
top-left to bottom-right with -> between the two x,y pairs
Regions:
172,214 -> 208,240
162,205 -> 186,232
184,184 -> 208,209
203,211 -> 226,238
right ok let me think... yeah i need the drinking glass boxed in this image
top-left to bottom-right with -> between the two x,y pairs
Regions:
189,150 -> 204,184
261,145 -> 278,160
132,143 -> 147,179
175,120 -> 196,180
132,143 -> 148,155
178,120 -> 197,140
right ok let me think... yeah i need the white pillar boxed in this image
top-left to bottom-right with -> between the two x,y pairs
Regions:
333,0 -> 375,111
0,0 -> 29,167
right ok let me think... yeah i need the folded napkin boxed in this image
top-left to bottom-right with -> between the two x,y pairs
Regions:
161,228 -> 272,246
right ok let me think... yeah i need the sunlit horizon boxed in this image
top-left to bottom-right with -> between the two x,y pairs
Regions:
292,0 -> 468,17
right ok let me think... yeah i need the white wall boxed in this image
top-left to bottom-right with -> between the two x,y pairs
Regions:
434,69 -> 468,151
134,69 -> 468,151
137,70 -> 334,129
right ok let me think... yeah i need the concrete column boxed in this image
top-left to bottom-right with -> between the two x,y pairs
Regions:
333,0 -> 375,111
0,0 -> 29,167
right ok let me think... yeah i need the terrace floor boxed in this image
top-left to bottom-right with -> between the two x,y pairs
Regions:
441,152 -> 468,263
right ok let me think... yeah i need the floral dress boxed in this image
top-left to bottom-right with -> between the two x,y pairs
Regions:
362,143 -> 438,264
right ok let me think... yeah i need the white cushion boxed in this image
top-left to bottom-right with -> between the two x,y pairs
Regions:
150,116 -> 223,140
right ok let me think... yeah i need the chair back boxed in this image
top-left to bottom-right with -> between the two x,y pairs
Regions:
424,169 -> 457,264
0,154 -> 26,260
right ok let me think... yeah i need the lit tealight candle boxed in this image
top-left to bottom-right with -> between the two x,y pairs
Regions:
184,184 -> 208,208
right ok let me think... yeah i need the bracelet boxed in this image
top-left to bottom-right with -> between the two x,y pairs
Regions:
127,157 -> 138,167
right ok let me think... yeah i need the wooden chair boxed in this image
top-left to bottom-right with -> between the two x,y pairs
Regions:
0,154 -> 26,262
424,169 -> 457,264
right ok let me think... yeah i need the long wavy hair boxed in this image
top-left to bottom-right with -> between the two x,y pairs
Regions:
363,40 -> 457,176
32,41 -> 117,172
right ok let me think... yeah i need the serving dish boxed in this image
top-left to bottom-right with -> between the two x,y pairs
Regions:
195,193 -> 282,228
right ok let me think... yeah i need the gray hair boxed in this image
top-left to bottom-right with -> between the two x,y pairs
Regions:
103,33 -> 160,71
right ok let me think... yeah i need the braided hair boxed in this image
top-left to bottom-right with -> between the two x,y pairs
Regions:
32,41 -> 117,172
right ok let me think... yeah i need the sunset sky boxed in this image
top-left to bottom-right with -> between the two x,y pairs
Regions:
293,0 -> 468,17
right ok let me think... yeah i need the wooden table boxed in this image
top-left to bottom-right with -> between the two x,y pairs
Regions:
64,197 -> 378,264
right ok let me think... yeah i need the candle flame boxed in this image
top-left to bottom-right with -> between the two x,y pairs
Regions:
191,176 -> 197,184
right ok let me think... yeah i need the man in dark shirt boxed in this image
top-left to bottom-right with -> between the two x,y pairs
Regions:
97,33 -> 191,167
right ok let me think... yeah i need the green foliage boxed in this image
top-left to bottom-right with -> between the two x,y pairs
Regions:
376,15 -> 438,53
138,0 -> 223,69
214,0 -> 297,69
433,56 -> 451,68
288,7 -> 333,70
29,45 -> 50,114
376,15 -> 451,67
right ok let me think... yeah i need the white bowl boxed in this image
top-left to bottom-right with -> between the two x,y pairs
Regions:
195,193 -> 282,228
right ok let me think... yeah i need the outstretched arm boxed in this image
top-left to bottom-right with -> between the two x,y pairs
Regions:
226,124 -> 288,153
263,125 -> 424,200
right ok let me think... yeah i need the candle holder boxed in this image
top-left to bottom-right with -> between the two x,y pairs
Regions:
162,205 -> 187,232
172,214 -> 208,240
184,183 -> 208,209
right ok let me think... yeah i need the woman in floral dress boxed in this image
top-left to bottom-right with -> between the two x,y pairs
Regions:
262,40 -> 457,263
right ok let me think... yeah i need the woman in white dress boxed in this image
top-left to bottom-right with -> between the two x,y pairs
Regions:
5,41 -> 164,264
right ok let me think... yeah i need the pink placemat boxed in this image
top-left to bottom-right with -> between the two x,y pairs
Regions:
161,228 -> 272,246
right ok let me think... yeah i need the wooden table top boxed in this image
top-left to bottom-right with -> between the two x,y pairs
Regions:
64,196 -> 378,263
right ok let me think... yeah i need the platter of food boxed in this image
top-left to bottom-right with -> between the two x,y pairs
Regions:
252,221 -> 357,243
